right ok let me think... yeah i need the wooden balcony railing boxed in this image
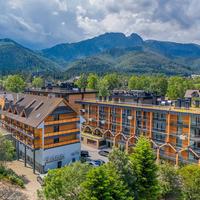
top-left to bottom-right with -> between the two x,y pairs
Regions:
44,139 -> 80,149
45,128 -> 80,137
45,118 -> 79,125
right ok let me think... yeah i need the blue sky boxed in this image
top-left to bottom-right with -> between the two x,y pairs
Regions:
0,0 -> 199,49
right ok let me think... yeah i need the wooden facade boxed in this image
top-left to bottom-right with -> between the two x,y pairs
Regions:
78,100 -> 200,166
0,93 -> 80,173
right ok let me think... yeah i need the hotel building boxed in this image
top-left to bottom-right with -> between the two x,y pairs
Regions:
77,98 -> 200,166
0,93 -> 80,173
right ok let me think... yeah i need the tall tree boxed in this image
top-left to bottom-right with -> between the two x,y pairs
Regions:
103,73 -> 120,90
4,75 -> 26,93
98,78 -> 110,98
42,162 -> 90,200
109,148 -> 136,196
129,136 -> 160,200
75,74 -> 88,91
158,162 -> 182,200
0,133 -> 15,165
80,164 -> 133,200
32,77 -> 44,88
87,73 -> 99,90
167,76 -> 193,99
149,75 -> 168,96
179,165 -> 200,200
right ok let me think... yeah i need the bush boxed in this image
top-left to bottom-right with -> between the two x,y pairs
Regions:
0,165 -> 24,188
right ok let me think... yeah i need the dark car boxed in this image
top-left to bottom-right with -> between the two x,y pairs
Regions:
81,150 -> 89,157
94,159 -> 105,166
98,150 -> 109,157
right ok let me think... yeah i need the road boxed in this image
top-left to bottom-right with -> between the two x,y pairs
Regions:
81,144 -> 110,163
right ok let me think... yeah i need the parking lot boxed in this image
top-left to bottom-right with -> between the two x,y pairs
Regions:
81,144 -> 110,163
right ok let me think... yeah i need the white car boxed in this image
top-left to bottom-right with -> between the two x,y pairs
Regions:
37,173 -> 47,185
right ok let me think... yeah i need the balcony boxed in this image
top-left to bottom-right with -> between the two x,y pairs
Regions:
44,139 -> 80,149
45,128 -> 80,137
1,120 -> 35,140
45,118 -> 79,125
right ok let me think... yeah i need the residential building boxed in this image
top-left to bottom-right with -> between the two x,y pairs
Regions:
25,88 -> 97,112
77,99 -> 200,166
0,93 -> 80,173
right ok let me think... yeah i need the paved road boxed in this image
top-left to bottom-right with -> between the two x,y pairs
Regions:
81,144 -> 110,163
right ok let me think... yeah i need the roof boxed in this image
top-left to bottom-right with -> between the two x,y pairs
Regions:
25,88 -> 97,95
1,93 -> 70,128
185,90 -> 200,98
77,99 -> 200,115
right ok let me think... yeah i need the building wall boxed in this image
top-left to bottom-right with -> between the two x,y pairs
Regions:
80,102 -> 200,165
18,142 -> 80,173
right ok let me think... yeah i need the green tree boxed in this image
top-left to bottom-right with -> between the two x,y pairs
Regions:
98,78 -> 110,98
129,136 -> 160,200
128,75 -> 139,90
87,73 -> 99,90
75,74 -> 88,91
0,133 -> 15,165
32,77 -> 44,88
158,162 -> 182,200
109,148 -> 135,196
43,162 -> 90,200
149,76 -> 168,96
103,73 -> 120,90
179,165 -> 200,200
80,164 -> 133,200
4,75 -> 26,93
167,76 -> 193,99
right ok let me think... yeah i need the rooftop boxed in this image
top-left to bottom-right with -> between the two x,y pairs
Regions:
77,99 -> 200,115
25,88 -> 97,95
1,93 -> 71,127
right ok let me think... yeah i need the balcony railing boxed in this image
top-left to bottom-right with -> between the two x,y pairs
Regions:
44,139 -> 80,149
1,120 -> 35,140
45,128 -> 80,137
45,118 -> 79,125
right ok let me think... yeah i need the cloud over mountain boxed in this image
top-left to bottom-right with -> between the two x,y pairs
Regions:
0,0 -> 199,49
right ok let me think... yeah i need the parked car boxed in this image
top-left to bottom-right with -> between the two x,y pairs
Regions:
98,150 -> 109,157
94,159 -> 105,166
86,160 -> 99,167
37,173 -> 47,186
81,150 -> 89,157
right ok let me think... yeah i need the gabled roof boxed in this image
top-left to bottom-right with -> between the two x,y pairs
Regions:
2,93 -> 74,128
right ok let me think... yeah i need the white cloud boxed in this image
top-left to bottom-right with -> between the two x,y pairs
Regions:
0,0 -> 200,49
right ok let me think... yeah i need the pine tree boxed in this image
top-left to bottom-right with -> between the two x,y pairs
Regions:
129,136 -> 160,200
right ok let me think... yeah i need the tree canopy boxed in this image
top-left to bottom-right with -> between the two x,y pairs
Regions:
32,77 -> 44,88
4,75 -> 26,93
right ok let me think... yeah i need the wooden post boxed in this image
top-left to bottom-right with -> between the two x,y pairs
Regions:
188,115 -> 191,147
33,149 -> 36,174
156,148 -> 160,164
108,107 -> 111,130
120,108 -> 123,132
175,152 -> 179,167
166,113 -> 170,143
24,145 -> 27,167
149,112 -> 153,139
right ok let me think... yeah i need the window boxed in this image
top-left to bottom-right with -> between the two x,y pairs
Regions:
54,137 -> 59,143
54,125 -> 59,132
54,114 -> 59,121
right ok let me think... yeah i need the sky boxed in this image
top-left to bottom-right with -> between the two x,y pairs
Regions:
0,0 -> 199,49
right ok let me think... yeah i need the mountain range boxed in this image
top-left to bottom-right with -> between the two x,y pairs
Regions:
1,33 -> 200,78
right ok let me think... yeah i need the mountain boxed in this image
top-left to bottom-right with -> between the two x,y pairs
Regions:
65,48 -> 191,78
40,32 -> 200,77
41,32 -> 144,64
0,38 -> 61,77
2,32 -> 200,77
